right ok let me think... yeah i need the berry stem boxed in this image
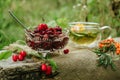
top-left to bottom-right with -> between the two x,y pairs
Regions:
42,17 -> 45,22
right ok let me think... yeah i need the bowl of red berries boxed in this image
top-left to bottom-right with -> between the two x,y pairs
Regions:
25,23 -> 69,56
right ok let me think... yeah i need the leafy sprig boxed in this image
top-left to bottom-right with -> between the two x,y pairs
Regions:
94,47 -> 116,71
0,50 -> 12,60
94,38 -> 120,71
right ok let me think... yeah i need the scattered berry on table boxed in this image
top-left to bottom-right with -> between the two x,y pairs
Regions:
12,54 -> 18,62
41,63 -> 47,72
19,51 -> 27,57
63,49 -> 69,54
18,54 -> 24,61
46,66 -> 52,75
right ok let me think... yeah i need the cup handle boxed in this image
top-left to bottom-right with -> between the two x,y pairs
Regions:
100,26 -> 112,39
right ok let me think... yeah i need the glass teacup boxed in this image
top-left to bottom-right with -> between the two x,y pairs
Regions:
69,22 -> 111,48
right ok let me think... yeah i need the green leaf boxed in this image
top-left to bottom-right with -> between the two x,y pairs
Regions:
47,20 -> 57,27
16,40 -> 26,45
29,52 -> 42,59
93,49 -> 103,55
98,60 -> 104,66
48,59 -> 58,71
109,44 -> 116,53
104,57 -> 108,68
110,62 -> 116,71
56,18 -> 68,29
0,50 -> 12,60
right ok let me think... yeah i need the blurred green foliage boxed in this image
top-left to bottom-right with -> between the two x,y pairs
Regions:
0,0 -> 120,49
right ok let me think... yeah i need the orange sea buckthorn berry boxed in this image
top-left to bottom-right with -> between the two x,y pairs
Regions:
107,40 -> 110,43
115,42 -> 120,48
117,45 -> 120,48
116,48 -> 120,55
99,43 -> 104,48
110,38 -> 114,42
103,40 -> 107,43
116,51 -> 120,55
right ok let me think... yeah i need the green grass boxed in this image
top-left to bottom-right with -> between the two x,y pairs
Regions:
0,0 -> 120,49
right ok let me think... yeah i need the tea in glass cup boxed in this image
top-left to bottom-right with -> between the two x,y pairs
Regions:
69,22 -> 111,48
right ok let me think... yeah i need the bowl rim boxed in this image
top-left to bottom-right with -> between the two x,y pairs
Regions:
69,22 -> 99,25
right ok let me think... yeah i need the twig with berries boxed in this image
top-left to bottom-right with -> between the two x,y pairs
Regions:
12,50 -> 27,62
40,59 -> 60,79
94,38 -> 120,71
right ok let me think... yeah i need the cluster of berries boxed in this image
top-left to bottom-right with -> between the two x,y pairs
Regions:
99,38 -> 114,48
114,42 -> 120,55
99,38 -> 120,55
26,23 -> 69,51
12,51 -> 27,62
35,23 -> 62,35
41,63 -> 52,75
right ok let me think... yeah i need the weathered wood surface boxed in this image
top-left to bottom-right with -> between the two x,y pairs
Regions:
53,37 -> 120,80
53,49 -> 120,80
0,59 -> 41,80
0,38 -> 120,80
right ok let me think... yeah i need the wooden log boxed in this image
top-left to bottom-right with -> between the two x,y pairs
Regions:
53,49 -> 120,80
0,59 -> 41,80
0,38 -> 120,80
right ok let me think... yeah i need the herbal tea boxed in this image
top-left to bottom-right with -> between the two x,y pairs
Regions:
69,22 -> 111,48
69,23 -> 101,47
69,29 -> 100,45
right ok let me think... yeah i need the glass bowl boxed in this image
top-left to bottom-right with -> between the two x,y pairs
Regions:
25,28 -> 69,57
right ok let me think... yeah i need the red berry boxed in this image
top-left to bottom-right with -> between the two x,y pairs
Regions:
39,31 -> 46,35
54,27 -> 62,35
18,54 -> 24,61
46,66 -> 52,75
30,41 -> 35,47
19,51 -> 27,57
46,28 -> 56,35
12,54 -> 18,62
63,49 -> 69,54
43,34 -> 49,40
41,64 -> 47,72
46,30 -> 53,35
55,26 -> 62,31
37,24 -> 48,31
34,29 -> 39,33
